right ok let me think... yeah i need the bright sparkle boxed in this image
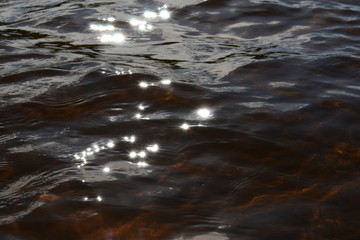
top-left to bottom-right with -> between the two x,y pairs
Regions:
93,144 -> 100,152
144,11 -> 157,18
129,19 -> 144,26
146,144 -> 159,152
135,113 -> 142,119
100,33 -> 125,43
103,167 -> 110,173
139,81 -> 149,88
146,24 -> 153,30
138,104 -> 146,110
159,9 -> 170,19
138,23 -> 146,31
107,17 -> 115,22
180,123 -> 190,130
90,24 -> 115,31
97,196 -> 102,202
197,108 -> 212,119
107,140 -> 115,148
138,151 -> 147,158
129,151 -> 137,159
124,135 -> 136,143
137,161 -> 149,167
161,79 -> 172,85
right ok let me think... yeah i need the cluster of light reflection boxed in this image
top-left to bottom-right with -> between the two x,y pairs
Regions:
143,5 -> 171,20
115,69 -> 132,75
100,17 -> 115,22
138,79 -> 172,89
129,19 -> 153,31
74,140 -> 115,170
178,108 -> 214,131
83,196 -> 103,202
100,67 -> 133,77
90,5 -> 171,44
129,5 -> 171,31
123,135 -> 136,143
129,150 -> 147,159
89,17 -> 126,44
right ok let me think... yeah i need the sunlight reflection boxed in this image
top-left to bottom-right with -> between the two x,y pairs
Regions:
90,23 -> 115,32
135,113 -> 142,119
180,123 -> 190,130
128,150 -> 147,158
129,151 -> 137,159
107,140 -> 115,148
138,151 -> 147,158
97,196 -> 102,202
139,81 -> 149,88
137,161 -> 149,167
73,140 -> 116,169
103,167 -> 110,173
143,5 -> 170,20
139,79 -> 172,89
161,79 -> 172,85
115,69 -> 133,75
129,18 -> 153,31
123,135 -> 136,143
99,33 -> 125,43
138,104 -> 147,110
143,10 -> 157,19
197,108 -> 212,119
146,144 -> 159,152
103,16 -> 115,22
159,8 -> 171,20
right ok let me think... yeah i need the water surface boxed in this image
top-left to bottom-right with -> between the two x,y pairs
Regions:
0,0 -> 360,239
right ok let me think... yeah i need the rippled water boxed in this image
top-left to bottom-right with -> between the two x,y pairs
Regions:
1,0 -> 360,239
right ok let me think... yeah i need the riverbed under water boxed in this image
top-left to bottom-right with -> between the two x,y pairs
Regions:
0,0 -> 360,239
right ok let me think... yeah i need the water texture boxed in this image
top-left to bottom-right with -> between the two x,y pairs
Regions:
0,0 -> 359,239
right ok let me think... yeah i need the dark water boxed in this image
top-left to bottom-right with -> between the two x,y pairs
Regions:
1,0 -> 360,239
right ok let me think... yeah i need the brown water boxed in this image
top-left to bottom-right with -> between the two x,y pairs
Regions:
1,0 -> 360,239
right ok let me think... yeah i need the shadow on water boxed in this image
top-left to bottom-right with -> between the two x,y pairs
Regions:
0,0 -> 360,239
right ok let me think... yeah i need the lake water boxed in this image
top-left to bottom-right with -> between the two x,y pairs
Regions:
0,0 -> 359,239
